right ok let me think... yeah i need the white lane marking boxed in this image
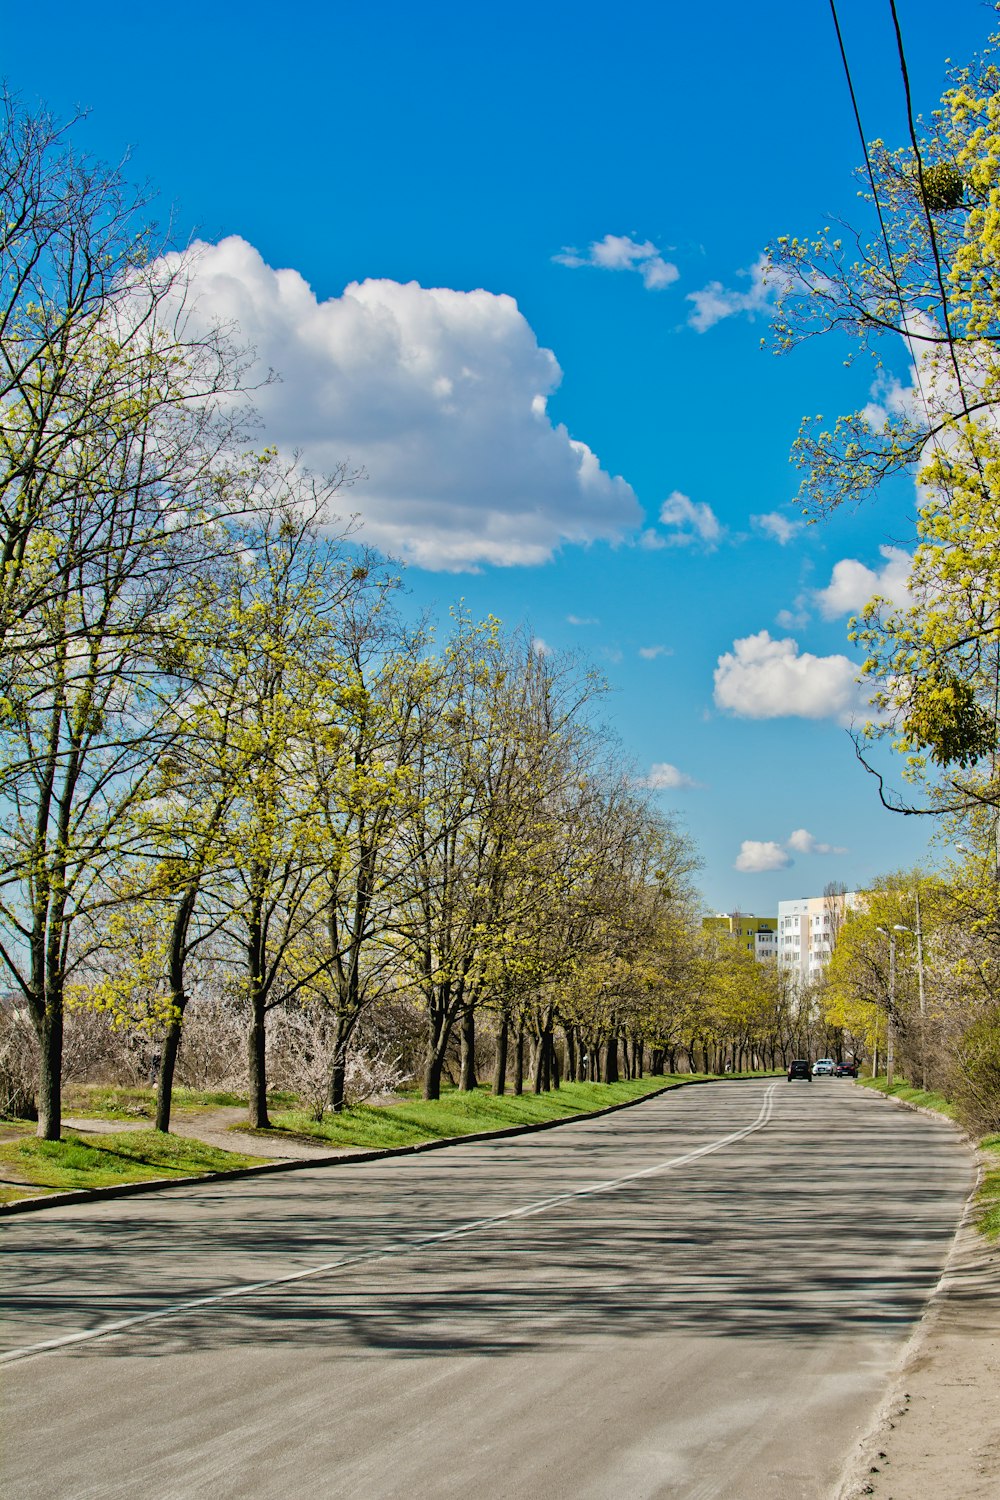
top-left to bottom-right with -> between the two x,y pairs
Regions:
3,1083 -> 777,1365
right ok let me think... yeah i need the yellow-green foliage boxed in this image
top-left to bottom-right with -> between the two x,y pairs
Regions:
769,23 -> 1000,809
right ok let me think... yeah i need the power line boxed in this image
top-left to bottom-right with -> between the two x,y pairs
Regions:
887,0 -> 976,426
827,0 -> 934,431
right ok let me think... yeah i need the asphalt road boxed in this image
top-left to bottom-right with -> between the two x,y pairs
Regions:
0,1080 -> 975,1499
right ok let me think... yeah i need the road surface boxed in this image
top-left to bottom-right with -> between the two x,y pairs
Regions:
0,1079 -> 975,1498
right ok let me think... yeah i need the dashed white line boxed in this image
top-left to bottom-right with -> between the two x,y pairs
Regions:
2,1083 -> 777,1365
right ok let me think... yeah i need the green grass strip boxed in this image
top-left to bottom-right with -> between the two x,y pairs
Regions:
266,1076 -> 711,1149
857,1075 -> 956,1118
976,1134 -> 1000,1241
0,1130 -> 267,1193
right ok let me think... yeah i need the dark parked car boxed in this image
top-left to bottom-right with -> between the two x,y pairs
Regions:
834,1061 -> 858,1077
787,1059 -> 812,1081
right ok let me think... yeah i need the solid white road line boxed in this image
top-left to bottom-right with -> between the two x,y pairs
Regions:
2,1082 -> 778,1365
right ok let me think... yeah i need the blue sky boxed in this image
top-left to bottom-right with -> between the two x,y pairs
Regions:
7,0 -> 994,911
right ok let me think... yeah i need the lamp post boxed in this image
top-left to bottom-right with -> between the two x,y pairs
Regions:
876,926 -> 896,1088
895,898 -> 926,1090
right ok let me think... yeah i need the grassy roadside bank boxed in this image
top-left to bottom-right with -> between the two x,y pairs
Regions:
860,1074 -> 1000,1241
264,1075 -> 703,1149
0,1071 -> 780,1204
0,1131 -> 268,1206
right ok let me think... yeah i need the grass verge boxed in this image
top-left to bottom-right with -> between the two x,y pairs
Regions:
0,1130 -> 268,1201
976,1134 -> 1000,1241
857,1075 -> 956,1118
60,1083 -> 296,1121
265,1075 -> 706,1150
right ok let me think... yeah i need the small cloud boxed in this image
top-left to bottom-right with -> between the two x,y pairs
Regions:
814,546 -> 913,620
639,527 -> 668,551
554,233 -> 679,291
775,606 -> 809,630
638,762 -> 703,791
687,253 -> 778,333
752,511 -> 803,546
602,646 -> 624,664
653,490 -> 723,550
638,644 -> 671,660
566,613 -> 599,626
861,369 -> 921,430
787,827 -> 848,857
713,630 -> 873,727
532,637 -> 553,656
735,840 -> 791,873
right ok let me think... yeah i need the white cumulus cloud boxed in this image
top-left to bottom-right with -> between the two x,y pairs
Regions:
686,253 -> 777,332
752,511 -> 803,545
167,236 -> 641,571
713,631 -> 872,726
814,545 -> 913,620
646,490 -> 723,550
786,827 -> 848,856
554,233 -> 679,290
735,840 -> 791,873
637,762 -> 703,791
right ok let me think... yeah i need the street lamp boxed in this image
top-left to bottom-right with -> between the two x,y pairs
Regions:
894,907 -> 926,1091
875,927 -> 896,1088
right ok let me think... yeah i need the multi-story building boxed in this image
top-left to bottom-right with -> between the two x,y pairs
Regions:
777,890 -> 861,986
703,912 -> 778,962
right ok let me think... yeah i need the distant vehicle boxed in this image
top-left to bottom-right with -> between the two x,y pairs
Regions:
787,1059 -> 812,1081
834,1061 -> 858,1078
812,1058 -> 835,1077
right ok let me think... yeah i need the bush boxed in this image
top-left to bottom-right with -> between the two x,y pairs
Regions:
952,1005 -> 1000,1135
0,1004 -> 38,1119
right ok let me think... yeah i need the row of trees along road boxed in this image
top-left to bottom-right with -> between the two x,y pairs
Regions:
0,91 -> 853,1141
766,11 -> 1000,1131
5,91 -> 774,1141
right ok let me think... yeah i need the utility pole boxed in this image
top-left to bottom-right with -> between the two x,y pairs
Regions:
914,891 -> 926,1091
876,926 -> 896,1089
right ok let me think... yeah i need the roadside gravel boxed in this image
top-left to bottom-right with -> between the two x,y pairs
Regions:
835,1135 -> 1000,1500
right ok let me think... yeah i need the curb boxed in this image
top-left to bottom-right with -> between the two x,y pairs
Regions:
0,1073 -> 747,1217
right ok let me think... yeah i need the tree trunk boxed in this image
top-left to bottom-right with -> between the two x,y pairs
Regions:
532,1032 -> 545,1094
513,1024 -> 524,1095
329,1012 -> 348,1113
563,1026 -> 577,1083
492,1013 -> 509,1096
155,887 -> 198,1133
247,990 -> 270,1128
550,1032 -> 560,1090
155,1016 -> 183,1133
459,1003 -> 477,1091
36,1006 -> 63,1140
424,1046 -> 445,1101
604,1034 -> 619,1083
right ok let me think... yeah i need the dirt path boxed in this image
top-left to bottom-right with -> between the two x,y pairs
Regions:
836,1148 -> 1000,1500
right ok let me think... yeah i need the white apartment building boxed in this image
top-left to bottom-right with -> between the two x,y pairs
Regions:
777,890 -> 861,986
754,927 -> 778,961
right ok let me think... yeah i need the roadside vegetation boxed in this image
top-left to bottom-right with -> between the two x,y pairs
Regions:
857,1075 -> 956,1119
0,1132 -> 267,1205
976,1137 -> 1000,1241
